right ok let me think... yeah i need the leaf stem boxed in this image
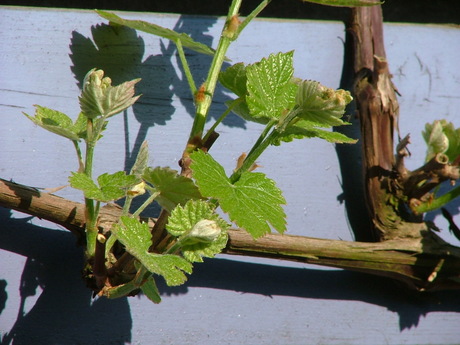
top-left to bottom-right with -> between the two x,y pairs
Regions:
84,118 -> 98,256
72,141 -> 85,173
236,0 -> 272,40
188,0 -> 243,141
414,185 -> 460,214
202,98 -> 243,143
229,108 -> 301,183
175,38 -> 197,96
132,190 -> 161,218
230,125 -> 278,183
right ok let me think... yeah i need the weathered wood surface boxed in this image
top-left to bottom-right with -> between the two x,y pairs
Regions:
1,6 -> 460,345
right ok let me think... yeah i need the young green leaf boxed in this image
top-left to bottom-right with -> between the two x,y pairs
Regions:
23,105 -> 81,141
69,171 -> 139,202
190,150 -> 286,238
79,69 -> 141,119
130,140 -> 149,177
142,167 -> 202,212
167,200 -> 229,263
96,10 -> 216,57
112,216 -> 193,286
141,276 -> 162,304
219,63 -> 248,98
103,280 -> 139,299
294,80 -> 352,127
73,112 -> 89,139
423,120 -> 460,163
246,51 -> 297,121
224,99 -> 269,125
299,0 -> 382,7
273,119 -> 357,145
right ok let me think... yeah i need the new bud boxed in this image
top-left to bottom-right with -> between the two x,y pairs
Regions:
186,219 -> 221,243
127,181 -> 146,196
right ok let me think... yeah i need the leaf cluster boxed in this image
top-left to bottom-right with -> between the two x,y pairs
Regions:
19,0 -> 379,303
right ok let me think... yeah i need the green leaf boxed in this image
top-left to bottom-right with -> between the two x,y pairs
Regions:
96,10 -> 216,57
73,112 -> 89,139
79,69 -> 141,119
423,120 -> 460,163
299,0 -> 382,7
224,99 -> 269,125
142,167 -> 202,212
219,63 -> 248,97
190,150 -> 286,238
273,119 -> 357,145
69,172 -> 101,199
69,171 -> 139,202
23,105 -> 81,141
112,216 -> 193,286
104,280 -> 139,299
130,140 -> 149,177
167,200 -> 229,263
246,51 -> 297,121
294,80 -> 352,127
141,276 -> 162,304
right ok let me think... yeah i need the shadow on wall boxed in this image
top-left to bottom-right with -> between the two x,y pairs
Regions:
1,206 -> 460,345
0,208 -> 132,345
2,10 -> 460,345
159,257 -> 460,331
69,15 -> 243,174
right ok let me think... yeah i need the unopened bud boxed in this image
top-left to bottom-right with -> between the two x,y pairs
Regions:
83,69 -> 104,88
223,15 -> 241,39
186,219 -> 221,243
128,181 -> 146,196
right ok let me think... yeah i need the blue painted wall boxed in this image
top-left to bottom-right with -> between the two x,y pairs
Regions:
1,6 -> 460,344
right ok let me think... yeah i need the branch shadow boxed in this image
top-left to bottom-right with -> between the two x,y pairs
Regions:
158,256 -> 460,331
2,206 -> 459,341
0,208 -> 132,345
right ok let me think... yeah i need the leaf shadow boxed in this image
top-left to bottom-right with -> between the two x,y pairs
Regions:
69,15 -> 245,175
0,208 -> 132,345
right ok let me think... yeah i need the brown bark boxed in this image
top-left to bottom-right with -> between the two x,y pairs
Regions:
2,177 -> 460,291
349,5 -> 404,241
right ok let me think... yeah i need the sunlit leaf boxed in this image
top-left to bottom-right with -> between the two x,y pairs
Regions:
190,150 -> 286,238
246,51 -> 297,121
112,216 -> 193,286
294,80 -> 352,127
167,200 -> 229,262
23,106 -> 81,141
219,63 -> 248,97
142,167 -> 202,212
69,171 -> 139,202
96,10 -> 216,57
273,119 -> 357,145
79,69 -> 141,119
